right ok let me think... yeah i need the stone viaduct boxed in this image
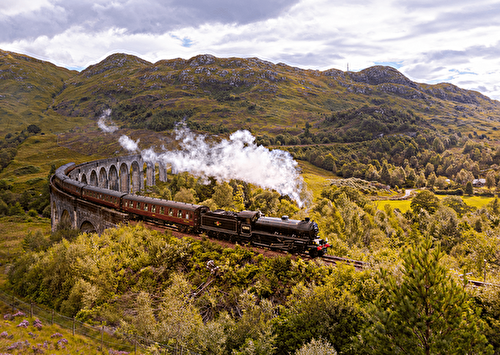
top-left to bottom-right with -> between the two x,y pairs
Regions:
50,155 -> 170,234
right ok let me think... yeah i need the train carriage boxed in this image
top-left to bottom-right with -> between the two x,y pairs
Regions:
82,185 -> 126,210
53,163 -> 86,198
61,178 -> 86,198
122,195 -> 208,232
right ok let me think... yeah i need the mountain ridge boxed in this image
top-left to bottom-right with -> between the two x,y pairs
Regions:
1,49 -> 499,139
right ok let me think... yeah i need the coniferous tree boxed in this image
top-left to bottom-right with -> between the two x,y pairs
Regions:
465,181 -> 474,195
359,237 -> 493,355
380,162 -> 391,185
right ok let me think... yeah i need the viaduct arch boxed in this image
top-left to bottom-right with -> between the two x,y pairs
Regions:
50,155 -> 169,234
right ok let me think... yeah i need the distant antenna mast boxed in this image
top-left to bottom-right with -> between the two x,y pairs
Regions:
347,63 -> 349,72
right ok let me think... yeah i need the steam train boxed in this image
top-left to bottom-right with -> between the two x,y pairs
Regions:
52,163 -> 330,257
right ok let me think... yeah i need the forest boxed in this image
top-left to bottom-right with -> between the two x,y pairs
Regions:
4,167 -> 500,354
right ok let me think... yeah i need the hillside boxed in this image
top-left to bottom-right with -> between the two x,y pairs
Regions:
1,49 -> 500,141
0,50 -> 82,134
55,53 -> 500,139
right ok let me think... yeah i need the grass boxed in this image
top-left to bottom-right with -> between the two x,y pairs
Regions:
298,160 -> 336,202
0,134 -> 97,193
0,309 -> 141,354
0,216 -> 51,286
462,195 -> 495,209
374,199 -> 412,213
373,193 -> 495,213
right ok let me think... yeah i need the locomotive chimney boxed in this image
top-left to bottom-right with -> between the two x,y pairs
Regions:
304,217 -> 310,222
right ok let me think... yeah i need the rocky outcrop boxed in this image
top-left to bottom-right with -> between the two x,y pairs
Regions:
348,66 -> 419,89
82,53 -> 152,78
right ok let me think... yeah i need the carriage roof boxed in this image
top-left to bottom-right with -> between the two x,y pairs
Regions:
122,194 -> 207,212
83,185 -> 128,198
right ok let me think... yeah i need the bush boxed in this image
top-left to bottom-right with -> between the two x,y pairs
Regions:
8,202 -> 24,216
42,204 -> 51,218
434,188 -> 463,195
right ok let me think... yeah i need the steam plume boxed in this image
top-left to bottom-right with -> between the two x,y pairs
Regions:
119,135 -> 140,152
121,126 -> 307,206
98,109 -> 118,133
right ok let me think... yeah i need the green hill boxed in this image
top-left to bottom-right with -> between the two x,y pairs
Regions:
2,49 -> 499,141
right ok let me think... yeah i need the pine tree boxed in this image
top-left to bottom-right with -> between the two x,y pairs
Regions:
359,237 -> 493,355
465,181 -> 474,195
380,162 -> 391,185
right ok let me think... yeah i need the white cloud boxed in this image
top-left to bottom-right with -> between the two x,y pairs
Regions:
0,0 -> 53,16
1,0 -> 500,99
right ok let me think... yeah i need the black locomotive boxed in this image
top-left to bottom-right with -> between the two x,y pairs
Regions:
52,163 -> 330,257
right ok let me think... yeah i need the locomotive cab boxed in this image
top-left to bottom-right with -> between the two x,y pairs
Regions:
237,211 -> 260,237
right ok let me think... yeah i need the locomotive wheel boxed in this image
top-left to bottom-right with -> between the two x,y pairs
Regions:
309,248 -> 318,258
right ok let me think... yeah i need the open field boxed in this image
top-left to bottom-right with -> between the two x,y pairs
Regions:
0,133 -> 98,193
374,194 -> 496,213
298,160 -> 336,202
374,199 -> 412,213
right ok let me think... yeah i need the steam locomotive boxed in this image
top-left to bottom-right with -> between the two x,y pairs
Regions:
52,163 -> 330,257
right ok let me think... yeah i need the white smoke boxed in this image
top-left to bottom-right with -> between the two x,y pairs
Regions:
119,135 -> 140,152
97,109 -> 119,133
120,126 -> 307,206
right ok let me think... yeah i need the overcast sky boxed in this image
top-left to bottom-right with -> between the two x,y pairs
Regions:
2,0 -> 500,100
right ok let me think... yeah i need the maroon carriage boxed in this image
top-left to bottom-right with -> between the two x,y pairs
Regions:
121,194 -> 209,233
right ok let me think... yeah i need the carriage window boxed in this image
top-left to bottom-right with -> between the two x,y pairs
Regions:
124,201 -> 128,207
144,203 -> 148,211
152,205 -> 156,213
160,206 -> 164,214
177,210 -> 183,218
169,208 -> 173,216
186,213 -> 190,220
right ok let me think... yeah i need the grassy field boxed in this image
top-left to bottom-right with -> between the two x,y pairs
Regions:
0,133 -> 98,193
374,199 -> 413,213
298,160 -> 336,202
0,307 -> 141,354
374,193 -> 495,213
0,216 -> 51,287
462,195 -> 495,209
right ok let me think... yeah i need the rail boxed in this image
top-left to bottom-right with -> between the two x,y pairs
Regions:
321,254 -> 368,270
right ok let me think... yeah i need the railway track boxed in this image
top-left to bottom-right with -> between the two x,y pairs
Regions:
320,255 -> 368,270
140,219 -> 369,267
126,221 -> 500,287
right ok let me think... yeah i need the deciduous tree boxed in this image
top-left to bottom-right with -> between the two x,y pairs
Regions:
410,190 -> 440,214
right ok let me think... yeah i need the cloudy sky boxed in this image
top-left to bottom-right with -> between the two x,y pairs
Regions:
2,0 -> 500,100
